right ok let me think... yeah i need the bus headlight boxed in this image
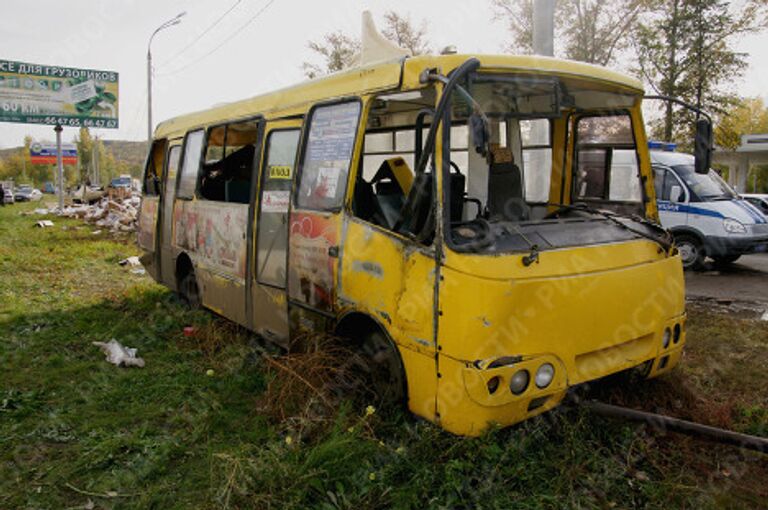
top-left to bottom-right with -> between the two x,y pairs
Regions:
535,363 -> 555,389
509,370 -> 530,395
723,218 -> 747,234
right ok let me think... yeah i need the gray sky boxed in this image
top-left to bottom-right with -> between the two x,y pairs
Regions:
1,0 -> 766,149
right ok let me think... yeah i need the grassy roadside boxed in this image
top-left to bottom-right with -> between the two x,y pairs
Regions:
1,201 -> 767,509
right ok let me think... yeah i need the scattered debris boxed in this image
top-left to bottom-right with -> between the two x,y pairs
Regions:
49,192 -> 142,233
130,268 -> 146,276
34,220 -> 54,228
92,339 -> 145,368
183,326 -> 196,337
119,256 -> 141,267
761,310 -> 768,322
91,230 -> 102,235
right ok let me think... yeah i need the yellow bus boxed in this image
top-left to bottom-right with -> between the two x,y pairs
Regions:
139,44 -> 699,436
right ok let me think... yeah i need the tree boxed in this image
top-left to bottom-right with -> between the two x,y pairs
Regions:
75,127 -> 93,185
492,0 -> 648,66
302,11 -> 431,78
715,97 -> 768,150
634,0 -> 766,143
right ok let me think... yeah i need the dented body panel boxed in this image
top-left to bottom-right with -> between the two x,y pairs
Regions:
141,52 -> 687,437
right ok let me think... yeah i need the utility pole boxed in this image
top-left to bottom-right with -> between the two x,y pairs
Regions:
147,12 -> 186,146
55,124 -> 64,210
533,0 -> 556,57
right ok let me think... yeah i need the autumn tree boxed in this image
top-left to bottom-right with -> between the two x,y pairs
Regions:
634,0 -> 767,143
715,97 -> 768,150
492,0 -> 648,66
302,11 -> 430,78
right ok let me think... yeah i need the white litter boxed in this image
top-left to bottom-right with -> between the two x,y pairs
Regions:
119,256 -> 141,267
92,339 -> 145,368
91,230 -> 102,235
34,220 -> 54,228
130,268 -> 146,276
761,310 -> 768,322
55,192 -> 141,233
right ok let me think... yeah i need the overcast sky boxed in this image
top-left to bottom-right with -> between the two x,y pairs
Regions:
1,0 -> 766,149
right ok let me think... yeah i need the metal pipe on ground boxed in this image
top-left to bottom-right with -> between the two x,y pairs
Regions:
583,400 -> 768,454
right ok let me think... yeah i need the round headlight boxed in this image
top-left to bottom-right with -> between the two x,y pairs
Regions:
662,328 -> 671,348
535,363 -> 555,389
673,323 -> 681,344
509,370 -> 530,395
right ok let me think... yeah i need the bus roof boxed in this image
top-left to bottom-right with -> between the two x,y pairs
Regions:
154,54 -> 644,140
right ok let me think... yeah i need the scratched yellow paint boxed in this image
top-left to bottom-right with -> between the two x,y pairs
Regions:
146,52 -> 685,437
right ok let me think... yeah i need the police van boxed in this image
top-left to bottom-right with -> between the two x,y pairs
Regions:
651,142 -> 768,269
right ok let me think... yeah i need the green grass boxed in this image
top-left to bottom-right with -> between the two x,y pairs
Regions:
1,201 -> 767,509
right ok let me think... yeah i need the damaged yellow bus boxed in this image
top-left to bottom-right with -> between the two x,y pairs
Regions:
138,39 -> 702,436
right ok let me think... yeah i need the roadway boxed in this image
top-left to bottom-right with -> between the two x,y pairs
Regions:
685,254 -> 768,307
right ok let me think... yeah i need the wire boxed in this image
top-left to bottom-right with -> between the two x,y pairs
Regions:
158,0 -> 277,77
158,0 -> 244,67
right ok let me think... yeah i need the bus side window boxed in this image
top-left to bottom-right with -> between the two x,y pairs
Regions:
143,139 -> 167,196
177,129 -> 205,199
296,101 -> 361,211
574,114 -> 642,203
199,119 -> 260,204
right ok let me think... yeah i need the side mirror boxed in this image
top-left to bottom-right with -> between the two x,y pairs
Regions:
670,185 -> 684,203
694,118 -> 713,175
469,112 -> 489,157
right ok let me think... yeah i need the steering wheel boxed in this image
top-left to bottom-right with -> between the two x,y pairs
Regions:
451,217 -> 494,251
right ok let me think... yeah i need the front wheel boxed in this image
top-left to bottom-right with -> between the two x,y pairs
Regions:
674,234 -> 705,270
356,331 -> 406,410
712,254 -> 741,268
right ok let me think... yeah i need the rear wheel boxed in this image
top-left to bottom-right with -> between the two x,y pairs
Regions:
674,234 -> 705,270
179,267 -> 201,309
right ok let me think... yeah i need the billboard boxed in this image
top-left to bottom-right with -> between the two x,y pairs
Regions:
29,141 -> 78,165
0,59 -> 119,129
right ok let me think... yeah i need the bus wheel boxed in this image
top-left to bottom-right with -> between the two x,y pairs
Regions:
675,234 -> 705,270
179,267 -> 201,309
358,330 -> 405,409
712,254 -> 741,268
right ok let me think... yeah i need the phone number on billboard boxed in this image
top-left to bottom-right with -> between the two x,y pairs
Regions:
40,117 -> 118,128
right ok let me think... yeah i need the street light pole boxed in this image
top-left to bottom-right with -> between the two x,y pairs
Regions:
147,12 -> 186,145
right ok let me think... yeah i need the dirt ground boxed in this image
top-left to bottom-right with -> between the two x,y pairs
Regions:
686,254 -> 768,310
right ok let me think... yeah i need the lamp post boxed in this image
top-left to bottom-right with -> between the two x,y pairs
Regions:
147,12 -> 185,145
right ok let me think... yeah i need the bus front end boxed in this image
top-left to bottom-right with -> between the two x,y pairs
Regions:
420,57 -> 687,435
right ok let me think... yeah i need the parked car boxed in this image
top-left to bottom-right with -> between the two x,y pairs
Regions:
741,193 -> 768,215
651,146 -> 768,269
2,187 -> 14,204
69,185 -> 105,204
14,185 -> 43,202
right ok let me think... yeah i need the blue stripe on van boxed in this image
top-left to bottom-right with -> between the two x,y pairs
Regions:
733,199 -> 767,224
658,201 -> 724,219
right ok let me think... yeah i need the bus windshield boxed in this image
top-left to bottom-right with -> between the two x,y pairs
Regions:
440,73 -> 658,253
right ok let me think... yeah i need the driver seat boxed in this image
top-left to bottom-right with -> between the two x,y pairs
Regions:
486,145 -> 528,221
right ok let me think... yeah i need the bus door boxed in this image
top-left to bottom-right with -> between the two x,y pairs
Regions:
251,120 -> 303,344
138,139 -> 168,279
288,100 -> 363,335
159,142 -> 182,288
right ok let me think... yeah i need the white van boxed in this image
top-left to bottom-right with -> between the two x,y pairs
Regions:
651,146 -> 768,269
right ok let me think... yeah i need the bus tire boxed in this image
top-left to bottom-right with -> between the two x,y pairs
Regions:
674,234 -> 705,271
358,330 -> 406,410
179,267 -> 201,309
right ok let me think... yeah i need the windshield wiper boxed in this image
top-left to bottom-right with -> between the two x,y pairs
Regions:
545,203 -> 674,252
